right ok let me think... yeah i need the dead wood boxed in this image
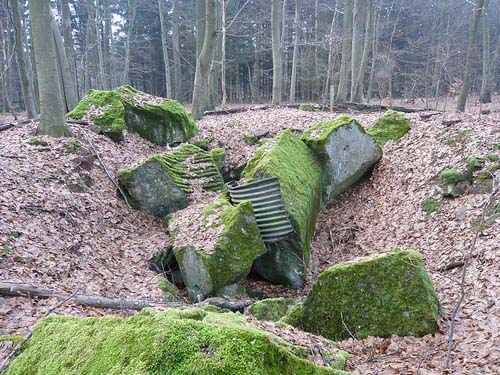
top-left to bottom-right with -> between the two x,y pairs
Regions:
0,118 -> 35,132
442,119 -> 462,127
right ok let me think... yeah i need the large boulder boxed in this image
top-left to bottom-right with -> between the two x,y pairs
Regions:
117,144 -> 225,217
67,85 -> 197,144
4,307 -> 353,375
297,249 -> 441,341
169,196 -> 267,301
241,131 -> 323,288
302,115 -> 382,207
248,297 -> 295,322
367,110 -> 411,145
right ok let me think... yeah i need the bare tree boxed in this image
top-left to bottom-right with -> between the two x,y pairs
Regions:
289,0 -> 301,103
123,0 -> 137,84
173,0 -> 182,99
28,0 -> 66,137
158,0 -> 172,98
456,0 -> 484,112
272,0 -> 283,104
479,0 -> 491,103
337,0 -> 353,103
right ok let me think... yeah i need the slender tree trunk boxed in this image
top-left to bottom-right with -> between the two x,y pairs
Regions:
491,33 -> 500,93
103,0 -> 111,88
350,0 -> 365,101
195,0 -> 206,59
123,0 -> 137,84
61,0 -> 78,94
51,13 -> 78,112
323,2 -> 338,105
158,0 -> 172,98
336,0 -> 353,103
221,0 -> 227,108
172,0 -> 182,99
0,18 -> 16,119
28,0 -> 66,137
431,0 -> 447,103
8,0 -> 36,117
353,0 -> 373,102
95,0 -> 105,89
456,0 -> 484,112
191,0 -> 217,119
272,0 -> 283,104
479,0 -> 491,103
289,0 -> 300,103
313,0 -> 319,100
367,9 -> 378,104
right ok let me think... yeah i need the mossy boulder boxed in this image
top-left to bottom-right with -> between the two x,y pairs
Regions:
279,302 -> 305,327
67,85 -> 197,144
4,308 -> 353,375
249,297 -> 294,322
169,196 -> 267,301
241,131 -> 323,288
298,249 -> 441,341
117,143 -> 225,217
298,103 -> 319,112
302,115 -> 382,206
440,167 -> 472,198
367,110 -> 411,145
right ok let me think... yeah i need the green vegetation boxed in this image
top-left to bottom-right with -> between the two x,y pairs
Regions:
298,103 -> 319,112
244,133 -> 258,145
367,110 -> 411,145
299,249 -> 441,341
279,302 -> 305,327
421,197 -> 440,214
27,138 -> 48,147
5,308 -> 352,375
191,139 -> 210,150
443,130 -> 473,145
480,109 -> 491,115
9,231 -> 21,238
487,154 -> 499,162
440,168 -> 463,183
210,147 -> 226,171
249,298 -> 294,322
68,138 -> 79,153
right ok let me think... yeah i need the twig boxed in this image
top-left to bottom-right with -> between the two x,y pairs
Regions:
0,154 -> 26,159
340,311 -> 358,341
71,124 -> 132,209
0,287 -> 80,372
445,177 -> 499,368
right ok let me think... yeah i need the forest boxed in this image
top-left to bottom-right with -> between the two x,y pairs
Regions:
0,0 -> 499,374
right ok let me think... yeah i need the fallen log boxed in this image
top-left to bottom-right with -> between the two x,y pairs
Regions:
419,112 -> 441,120
0,118 -> 35,132
442,119 -> 462,127
0,282 -> 254,312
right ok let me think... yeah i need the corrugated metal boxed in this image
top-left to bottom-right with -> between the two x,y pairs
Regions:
227,177 -> 293,242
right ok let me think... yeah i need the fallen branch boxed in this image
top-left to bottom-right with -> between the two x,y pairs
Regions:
419,112 -> 440,120
0,288 -> 80,372
0,118 -> 36,132
442,119 -> 462,127
0,282 -> 254,312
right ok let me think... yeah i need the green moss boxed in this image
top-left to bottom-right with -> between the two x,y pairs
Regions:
27,138 -> 48,147
493,144 -> 500,151
279,302 -> 305,327
477,163 -> 500,180
440,168 -> 462,183
481,109 -> 491,115
9,231 -> 21,238
421,197 -> 440,214
0,335 -> 24,347
367,110 -> 411,145
298,103 -> 319,112
242,131 -> 322,266
244,133 -> 259,145
68,138 -> 79,153
5,309 -> 352,375
249,298 -> 294,322
301,115 -> 366,153
191,139 -> 210,150
301,249 -> 441,341
210,147 -> 226,171
487,154 -> 499,162
443,130 -> 473,146
473,202 -> 500,230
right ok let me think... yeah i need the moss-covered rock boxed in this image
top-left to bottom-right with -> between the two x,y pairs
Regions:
297,249 -> 440,341
249,298 -> 295,322
298,103 -> 319,112
279,302 -> 305,327
440,167 -> 472,198
302,115 -> 382,206
67,85 -> 197,144
4,308 -> 353,375
117,143 -> 225,217
210,147 -> 226,171
169,196 -> 267,301
241,131 -> 323,288
367,110 -> 411,145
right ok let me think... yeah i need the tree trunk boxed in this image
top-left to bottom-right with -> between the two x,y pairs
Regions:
367,9 -> 378,104
0,18 -> 16,119
95,0 -> 105,89
123,0 -> 137,84
350,0 -> 365,101
323,2 -> 338,105
50,13 -> 78,112
103,0 -> 111,88
191,0 -> 217,119
336,0 -> 353,103
195,0 -> 206,59
479,0 -> 491,103
172,0 -> 182,99
271,0 -> 282,104
221,0 -> 227,108
289,0 -> 300,103
28,0 -> 66,137
431,0 -> 447,103
353,0 -> 372,102
8,0 -> 36,117
158,0 -> 172,98
61,0 -> 78,95
456,0 -> 484,112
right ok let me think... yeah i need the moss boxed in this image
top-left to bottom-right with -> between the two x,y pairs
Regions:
298,103 -> 319,112
493,144 -> 500,151
487,154 -> 499,162
5,309 -> 352,375
249,298 -> 294,322
477,163 -> 500,180
242,131 -> 322,266
191,139 -> 210,150
301,115 -> 367,153
244,133 -> 259,145
27,138 -> 48,147
481,109 -> 491,115
473,202 -> 500,230
210,147 -> 226,171
9,230 -> 21,238
301,249 -> 441,341
367,110 -> 411,145
279,302 -> 305,327
0,335 -> 24,347
421,197 -> 440,214
440,168 -> 462,183
443,130 -> 473,145
68,138 -> 79,153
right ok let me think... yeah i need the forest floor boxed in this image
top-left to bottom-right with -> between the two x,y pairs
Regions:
1,97 -> 499,374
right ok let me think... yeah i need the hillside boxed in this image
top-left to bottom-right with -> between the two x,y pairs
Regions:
1,103 -> 499,374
